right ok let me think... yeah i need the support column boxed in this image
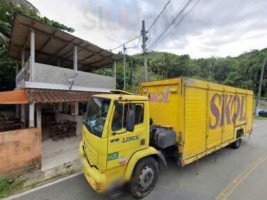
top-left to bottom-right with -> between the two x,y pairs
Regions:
57,59 -> 61,67
73,46 -> 78,71
15,63 -> 20,118
58,103 -> 63,113
21,50 -> 25,68
15,105 -> 20,119
74,102 -> 79,116
30,29 -> 35,82
21,105 -> 25,124
29,103 -> 35,128
36,104 -> 42,129
113,61 -> 117,89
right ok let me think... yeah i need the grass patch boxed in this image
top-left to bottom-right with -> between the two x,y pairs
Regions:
254,116 -> 267,120
0,177 -> 25,198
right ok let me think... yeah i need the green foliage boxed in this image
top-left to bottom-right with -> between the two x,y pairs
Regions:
0,46 -> 17,91
0,0 -> 75,92
0,1 -> 266,98
0,0 -> 74,39
114,49 -> 267,95
0,177 -> 24,197
31,16 -> 75,33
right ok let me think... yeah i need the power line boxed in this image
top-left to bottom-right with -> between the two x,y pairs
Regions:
111,35 -> 141,51
147,0 -> 173,32
150,0 -> 200,50
148,0 -> 198,50
148,0 -> 194,50
169,0 -> 200,36
111,0 -> 173,52
126,37 -> 141,49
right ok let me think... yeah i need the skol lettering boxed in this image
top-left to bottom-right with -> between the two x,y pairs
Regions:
148,91 -> 169,103
209,93 -> 246,129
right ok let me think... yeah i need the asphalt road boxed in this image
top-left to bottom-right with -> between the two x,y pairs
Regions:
13,120 -> 267,200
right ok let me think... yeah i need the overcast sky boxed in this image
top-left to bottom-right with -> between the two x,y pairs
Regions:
28,0 -> 267,58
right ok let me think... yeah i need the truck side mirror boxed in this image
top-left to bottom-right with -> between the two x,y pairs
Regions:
126,110 -> 135,132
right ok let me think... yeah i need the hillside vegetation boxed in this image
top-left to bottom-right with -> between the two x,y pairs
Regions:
108,49 -> 267,95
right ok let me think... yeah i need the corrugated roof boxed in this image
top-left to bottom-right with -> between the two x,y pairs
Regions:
0,89 -> 110,104
9,14 -> 122,71
26,89 -> 97,103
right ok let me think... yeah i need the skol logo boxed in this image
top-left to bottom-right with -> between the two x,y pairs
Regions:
147,87 -> 170,103
209,94 -> 246,129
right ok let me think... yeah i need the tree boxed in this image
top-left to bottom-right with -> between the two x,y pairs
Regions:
0,0 -> 75,91
0,0 -> 74,41
112,49 -> 267,96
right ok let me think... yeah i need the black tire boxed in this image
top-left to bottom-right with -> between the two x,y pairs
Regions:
129,157 -> 159,199
231,131 -> 242,149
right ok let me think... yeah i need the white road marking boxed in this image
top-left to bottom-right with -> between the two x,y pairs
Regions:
3,172 -> 83,200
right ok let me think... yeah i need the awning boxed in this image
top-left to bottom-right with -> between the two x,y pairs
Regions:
0,89 -> 103,104
26,89 -> 95,103
0,90 -> 29,104
8,14 -> 122,70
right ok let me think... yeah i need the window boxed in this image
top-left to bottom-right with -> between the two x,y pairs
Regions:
112,103 -> 124,131
111,102 -> 144,132
84,97 -> 111,137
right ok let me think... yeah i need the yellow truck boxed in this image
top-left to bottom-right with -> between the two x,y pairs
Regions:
79,77 -> 254,198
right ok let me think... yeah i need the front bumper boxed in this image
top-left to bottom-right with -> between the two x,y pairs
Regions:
79,142 -> 106,193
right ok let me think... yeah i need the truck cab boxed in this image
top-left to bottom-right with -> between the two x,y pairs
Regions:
79,93 -> 168,198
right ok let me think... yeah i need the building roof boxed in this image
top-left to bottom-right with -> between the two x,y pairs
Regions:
8,14 -> 122,70
26,89 -> 98,103
0,89 -> 105,104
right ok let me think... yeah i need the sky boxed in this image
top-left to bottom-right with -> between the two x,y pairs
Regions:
28,0 -> 267,58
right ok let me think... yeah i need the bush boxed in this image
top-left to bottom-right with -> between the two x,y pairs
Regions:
0,177 -> 24,197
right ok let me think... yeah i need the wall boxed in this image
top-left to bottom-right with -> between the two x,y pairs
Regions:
34,63 -> 115,89
0,128 -> 41,177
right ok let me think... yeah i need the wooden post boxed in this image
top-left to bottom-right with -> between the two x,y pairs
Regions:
29,103 -> 35,127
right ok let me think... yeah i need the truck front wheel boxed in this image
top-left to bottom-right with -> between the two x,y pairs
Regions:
129,157 -> 159,199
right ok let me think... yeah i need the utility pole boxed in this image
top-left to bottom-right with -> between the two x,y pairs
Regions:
123,44 -> 126,91
208,63 -> 211,81
256,57 -> 266,115
141,20 -> 148,81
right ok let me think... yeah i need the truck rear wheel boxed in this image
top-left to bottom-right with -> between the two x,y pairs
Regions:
231,138 -> 242,149
231,131 -> 242,149
129,157 -> 159,199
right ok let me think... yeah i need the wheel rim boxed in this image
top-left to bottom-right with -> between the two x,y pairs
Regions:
138,165 -> 154,191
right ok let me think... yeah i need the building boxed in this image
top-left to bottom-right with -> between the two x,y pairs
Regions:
0,14 -> 122,176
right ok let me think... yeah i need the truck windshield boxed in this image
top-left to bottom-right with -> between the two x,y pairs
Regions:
84,97 -> 111,137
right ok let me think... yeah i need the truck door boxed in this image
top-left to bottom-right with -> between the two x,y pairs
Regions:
107,101 -> 147,171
